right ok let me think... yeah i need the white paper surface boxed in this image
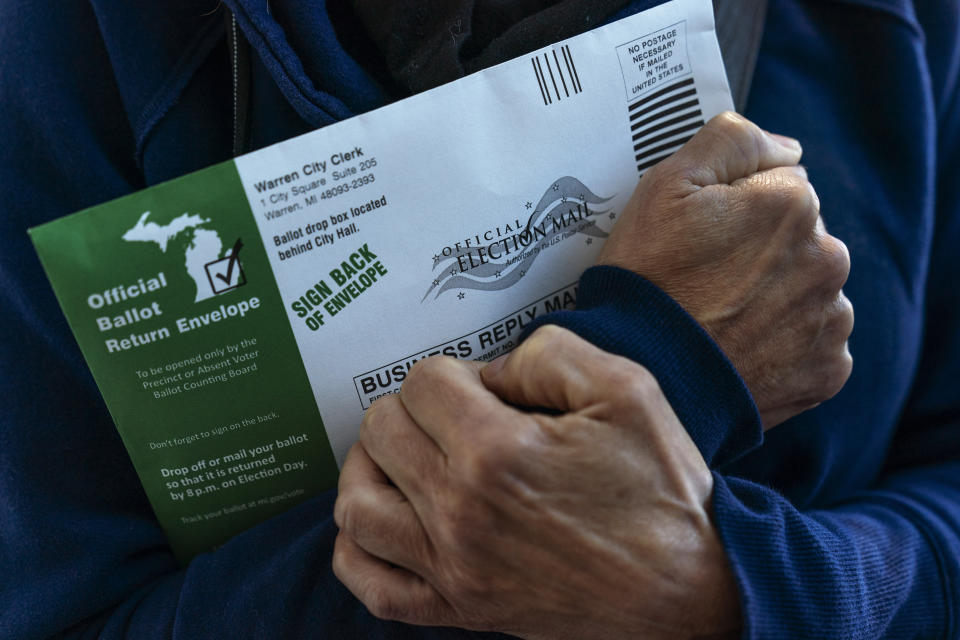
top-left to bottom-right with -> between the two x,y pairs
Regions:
234,0 -> 734,464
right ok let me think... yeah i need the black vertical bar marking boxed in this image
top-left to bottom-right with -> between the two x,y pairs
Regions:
535,57 -> 552,104
543,53 -> 561,101
532,58 -> 548,105
561,46 -> 577,94
565,45 -> 581,92
552,49 -> 569,97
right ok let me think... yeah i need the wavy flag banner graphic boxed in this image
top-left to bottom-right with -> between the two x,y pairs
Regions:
423,176 -> 615,300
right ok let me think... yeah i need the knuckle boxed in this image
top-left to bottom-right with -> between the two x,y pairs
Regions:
406,353 -> 449,382
360,396 -> 398,444
598,360 -> 664,419
333,490 -> 364,536
507,325 -> 578,383
331,540 -> 344,568
404,354 -> 460,394
743,170 -> 816,230
610,360 -> 658,400
815,234 -> 852,291
361,398 -> 387,430
783,179 -> 819,226
331,537 -> 349,580
830,234 -> 852,276
818,350 -> 853,400
713,111 -> 762,158
709,110 -> 754,139
332,493 -> 348,530
829,292 -> 855,340
841,293 -> 855,331
523,324 -> 574,357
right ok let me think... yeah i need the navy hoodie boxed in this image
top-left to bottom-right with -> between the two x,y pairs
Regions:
0,1 -> 958,638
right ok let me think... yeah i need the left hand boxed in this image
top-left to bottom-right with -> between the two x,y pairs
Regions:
598,112 -> 853,430
333,326 -> 741,639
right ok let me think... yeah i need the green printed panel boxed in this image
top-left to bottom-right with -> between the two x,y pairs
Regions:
30,161 -> 338,564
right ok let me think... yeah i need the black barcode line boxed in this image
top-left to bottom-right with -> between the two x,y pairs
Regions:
544,53 -> 560,101
553,49 -> 569,98
626,80 -> 704,175
635,134 -> 697,165
564,45 -> 582,92
632,110 -> 703,142
535,57 -> 552,104
561,47 -> 576,94
628,78 -> 695,113
633,120 -> 704,151
630,99 -> 700,131
629,88 -> 697,122
532,58 -> 548,105
531,45 -> 582,105
638,146 -> 690,172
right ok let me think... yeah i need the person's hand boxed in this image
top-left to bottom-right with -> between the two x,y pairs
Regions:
333,326 -> 741,640
599,111 -> 853,429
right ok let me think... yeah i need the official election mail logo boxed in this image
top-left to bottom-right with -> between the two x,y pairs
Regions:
422,176 -> 614,300
123,211 -> 247,302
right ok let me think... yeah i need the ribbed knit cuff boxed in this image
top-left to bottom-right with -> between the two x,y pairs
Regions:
519,265 -> 762,468
711,473 -> 954,638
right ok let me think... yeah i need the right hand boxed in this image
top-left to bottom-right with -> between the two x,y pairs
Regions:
598,111 -> 853,430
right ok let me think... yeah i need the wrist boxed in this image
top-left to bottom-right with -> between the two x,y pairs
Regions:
613,477 -> 741,639
680,499 -> 743,639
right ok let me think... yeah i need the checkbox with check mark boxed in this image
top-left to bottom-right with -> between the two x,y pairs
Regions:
204,238 -> 247,294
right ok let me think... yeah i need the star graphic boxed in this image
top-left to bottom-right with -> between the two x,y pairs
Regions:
433,254 -> 440,261
433,278 -> 440,286
578,193 -> 585,201
609,212 -> 617,220
552,183 -> 559,191
525,201 -> 532,209
457,292 -> 465,300
450,268 -> 458,275
585,238 -> 593,245
561,196 -> 568,203
495,271 -> 501,278
519,269 -> 526,277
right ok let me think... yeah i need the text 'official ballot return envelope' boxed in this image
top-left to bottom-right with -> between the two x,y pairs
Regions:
30,0 -> 733,563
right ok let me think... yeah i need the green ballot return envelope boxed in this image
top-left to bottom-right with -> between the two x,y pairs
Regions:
29,0 -> 733,564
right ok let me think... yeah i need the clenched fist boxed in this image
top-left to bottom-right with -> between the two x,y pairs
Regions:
599,111 -> 853,429
334,327 -> 740,639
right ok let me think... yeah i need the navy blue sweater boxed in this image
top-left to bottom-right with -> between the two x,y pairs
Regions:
1,1 -> 958,638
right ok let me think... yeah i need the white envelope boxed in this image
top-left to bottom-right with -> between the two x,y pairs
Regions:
235,0 -> 733,463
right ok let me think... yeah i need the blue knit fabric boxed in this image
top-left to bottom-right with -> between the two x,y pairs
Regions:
528,265 -> 959,638
0,0 -> 957,638
519,266 -> 762,469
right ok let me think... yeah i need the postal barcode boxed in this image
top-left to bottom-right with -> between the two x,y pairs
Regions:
629,78 -> 704,174
531,45 -> 582,105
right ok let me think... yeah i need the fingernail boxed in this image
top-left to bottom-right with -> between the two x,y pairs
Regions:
767,132 -> 802,152
481,353 -> 508,380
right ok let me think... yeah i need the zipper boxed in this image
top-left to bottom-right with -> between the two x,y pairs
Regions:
226,9 -> 252,156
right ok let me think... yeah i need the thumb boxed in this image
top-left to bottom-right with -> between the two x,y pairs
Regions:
661,111 -> 803,185
480,325 -> 653,412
